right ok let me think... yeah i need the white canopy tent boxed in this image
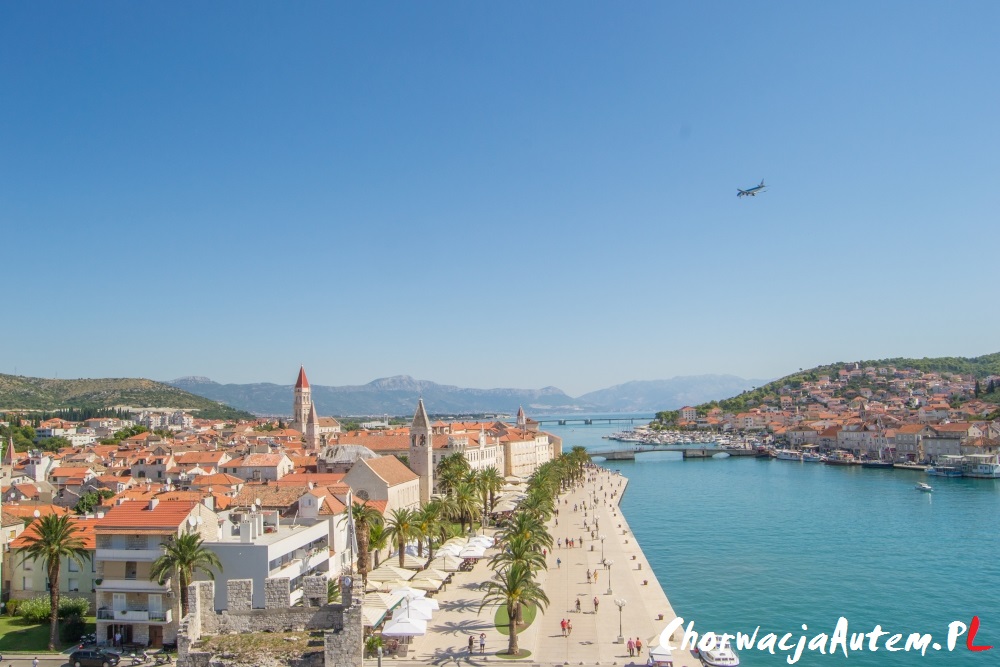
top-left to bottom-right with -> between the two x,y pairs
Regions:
381,616 -> 427,637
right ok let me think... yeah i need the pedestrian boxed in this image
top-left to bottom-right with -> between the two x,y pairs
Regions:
32,659 -> 39,667
575,598 -> 581,613
543,548 -> 547,558
479,633 -> 486,654
567,620 -> 573,636
557,538 -> 562,548
636,637 -> 642,654
555,518 -> 558,526
557,557 -> 561,568
627,638 -> 635,657
469,635 -> 475,654
593,597 -> 599,612
561,618 -> 568,636
580,536 -> 584,546
586,569 -> 591,583
594,570 -> 599,583
115,632 -> 121,648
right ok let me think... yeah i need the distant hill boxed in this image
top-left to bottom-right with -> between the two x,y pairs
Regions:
168,373 -> 765,416
0,374 -> 255,421
168,375 -> 594,416
577,375 -> 769,412
690,352 -> 1000,413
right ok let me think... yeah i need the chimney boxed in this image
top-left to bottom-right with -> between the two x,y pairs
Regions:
148,498 -> 159,510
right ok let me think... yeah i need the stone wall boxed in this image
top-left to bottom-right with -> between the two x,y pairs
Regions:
264,578 -> 291,609
177,578 -> 362,667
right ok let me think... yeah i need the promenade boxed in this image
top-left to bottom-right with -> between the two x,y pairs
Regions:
383,466 -> 699,667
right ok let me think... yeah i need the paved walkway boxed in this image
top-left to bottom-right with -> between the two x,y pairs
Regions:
380,466 -> 699,666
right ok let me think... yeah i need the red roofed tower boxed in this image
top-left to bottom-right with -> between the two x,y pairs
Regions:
292,366 -> 312,435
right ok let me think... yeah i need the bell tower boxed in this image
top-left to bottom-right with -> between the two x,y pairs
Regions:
410,398 -> 434,504
292,366 -> 311,433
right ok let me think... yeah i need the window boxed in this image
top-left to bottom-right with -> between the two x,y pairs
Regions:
23,576 -> 32,590
68,578 -> 79,592
24,558 -> 33,571
125,561 -> 137,580
69,559 -> 80,572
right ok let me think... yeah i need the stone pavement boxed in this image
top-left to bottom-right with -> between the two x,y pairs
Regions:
378,466 -> 699,666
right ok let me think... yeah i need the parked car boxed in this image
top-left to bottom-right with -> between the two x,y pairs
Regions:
69,649 -> 121,667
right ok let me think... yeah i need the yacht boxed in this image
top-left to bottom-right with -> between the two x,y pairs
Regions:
961,453 -> 1000,479
926,466 -> 963,478
801,451 -> 824,463
824,450 -> 856,466
915,482 -> 933,492
774,449 -> 802,461
698,636 -> 740,667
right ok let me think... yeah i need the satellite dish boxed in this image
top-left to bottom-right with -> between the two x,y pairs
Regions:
255,498 -> 262,506
33,509 -> 41,518
196,516 -> 203,525
187,516 -> 197,527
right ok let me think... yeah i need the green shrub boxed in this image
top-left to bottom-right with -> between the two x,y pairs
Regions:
18,596 -> 51,623
15,595 -> 91,623
5,599 -> 20,617
61,614 -> 86,643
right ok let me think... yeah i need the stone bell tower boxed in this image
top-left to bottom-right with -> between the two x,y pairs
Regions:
409,398 -> 434,504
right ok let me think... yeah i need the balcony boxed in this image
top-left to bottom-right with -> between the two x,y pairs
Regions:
97,609 -> 172,623
96,578 -> 171,593
271,549 -> 330,579
96,548 -> 163,562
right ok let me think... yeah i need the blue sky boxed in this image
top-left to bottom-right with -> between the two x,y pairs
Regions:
2,2 -> 998,396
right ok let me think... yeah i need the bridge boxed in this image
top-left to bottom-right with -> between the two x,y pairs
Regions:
589,443 -> 758,460
533,416 -> 653,426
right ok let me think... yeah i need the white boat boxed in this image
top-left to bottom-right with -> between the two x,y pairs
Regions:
699,637 -> 740,667
801,451 -> 823,462
915,482 -> 933,492
775,449 -> 802,461
961,454 -> 1000,478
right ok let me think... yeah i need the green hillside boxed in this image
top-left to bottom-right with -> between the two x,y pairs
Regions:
0,373 -> 255,421
683,352 -> 1000,415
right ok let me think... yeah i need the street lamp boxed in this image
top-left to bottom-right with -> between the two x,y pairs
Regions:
599,534 -> 606,561
605,559 -> 614,596
614,598 -> 627,644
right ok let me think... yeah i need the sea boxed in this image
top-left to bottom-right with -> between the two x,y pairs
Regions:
538,414 -> 1000,666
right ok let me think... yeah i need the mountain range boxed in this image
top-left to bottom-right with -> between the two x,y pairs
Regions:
166,374 -> 766,416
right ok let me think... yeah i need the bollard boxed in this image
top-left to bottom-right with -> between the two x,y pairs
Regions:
638,563 -> 642,570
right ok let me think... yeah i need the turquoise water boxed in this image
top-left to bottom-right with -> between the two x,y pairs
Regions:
543,418 -> 1000,666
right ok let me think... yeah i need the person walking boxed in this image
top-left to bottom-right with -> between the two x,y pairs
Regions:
567,620 -> 573,637
593,570 -> 599,584
627,638 -> 635,657
561,618 -> 568,636
557,557 -> 561,569
479,633 -> 486,654
635,637 -> 643,655
575,598 -> 581,613
586,569 -> 591,583
593,597 -> 600,613
469,635 -> 475,654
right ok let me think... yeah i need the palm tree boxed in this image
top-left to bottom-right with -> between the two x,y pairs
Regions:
368,523 -> 389,569
519,487 -> 554,520
453,482 -> 479,534
344,502 -> 384,588
488,533 -> 546,573
479,561 -> 549,655
499,511 -> 552,552
414,504 -> 440,558
383,508 -> 419,568
479,466 -> 504,514
150,531 -> 222,618
19,514 -> 91,650
436,452 -> 470,495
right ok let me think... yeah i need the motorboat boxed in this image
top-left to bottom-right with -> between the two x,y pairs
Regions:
915,482 -> 933,492
824,450 -> 856,466
926,466 -> 963,478
861,460 -> 895,469
801,451 -> 824,463
698,636 -> 740,667
774,449 -> 802,461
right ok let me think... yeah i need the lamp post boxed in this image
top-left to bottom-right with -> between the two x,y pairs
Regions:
605,559 -> 614,596
614,598 -> 627,644
599,534 -> 606,561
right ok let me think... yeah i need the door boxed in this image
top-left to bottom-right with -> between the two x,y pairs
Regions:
112,593 -> 126,612
148,626 -> 163,648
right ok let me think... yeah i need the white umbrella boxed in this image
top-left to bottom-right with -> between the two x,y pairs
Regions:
389,586 -> 427,600
430,554 -> 465,572
392,604 -> 432,621
408,597 -> 439,611
469,536 -> 494,547
409,576 -> 444,591
436,544 -> 463,557
422,567 -> 450,581
370,564 -> 417,581
459,545 -> 486,558
382,616 -> 427,637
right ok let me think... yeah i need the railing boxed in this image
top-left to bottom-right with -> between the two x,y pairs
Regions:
97,609 -> 172,623
96,548 -> 162,562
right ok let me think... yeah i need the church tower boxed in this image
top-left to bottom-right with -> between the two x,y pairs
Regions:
516,405 -> 527,430
305,402 -> 321,451
410,398 -> 434,505
292,366 -> 311,433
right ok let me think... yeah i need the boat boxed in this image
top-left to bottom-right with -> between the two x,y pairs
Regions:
861,460 -> 895,469
775,449 -> 802,461
926,457 -> 964,478
802,451 -> 824,463
698,636 -> 740,667
915,482 -> 933,492
824,450 -> 856,466
961,453 -> 1000,479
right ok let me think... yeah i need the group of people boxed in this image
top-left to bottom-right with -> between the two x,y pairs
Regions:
467,633 -> 486,654
559,618 -> 574,636
626,636 -> 643,657
556,537 -> 582,548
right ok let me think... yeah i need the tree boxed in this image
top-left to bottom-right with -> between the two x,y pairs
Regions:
73,489 -> 115,515
18,515 -> 91,650
368,523 -> 389,569
150,532 -> 222,618
975,380 -> 982,398
384,508 -> 419,568
453,482 -> 479,534
478,466 -> 504,515
344,502 -> 383,588
436,453 -> 470,495
989,379 -> 996,394
478,561 -> 549,655
488,533 -> 546,573
414,504 -> 440,558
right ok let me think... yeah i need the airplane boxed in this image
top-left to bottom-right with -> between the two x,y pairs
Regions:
737,179 -> 766,198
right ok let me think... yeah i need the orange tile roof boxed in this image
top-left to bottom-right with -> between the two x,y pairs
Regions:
11,516 -> 98,549
2,504 -> 71,519
364,456 -> 419,486
96,500 -> 198,532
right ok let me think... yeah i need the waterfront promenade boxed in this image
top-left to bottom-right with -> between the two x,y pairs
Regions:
382,466 -> 698,666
